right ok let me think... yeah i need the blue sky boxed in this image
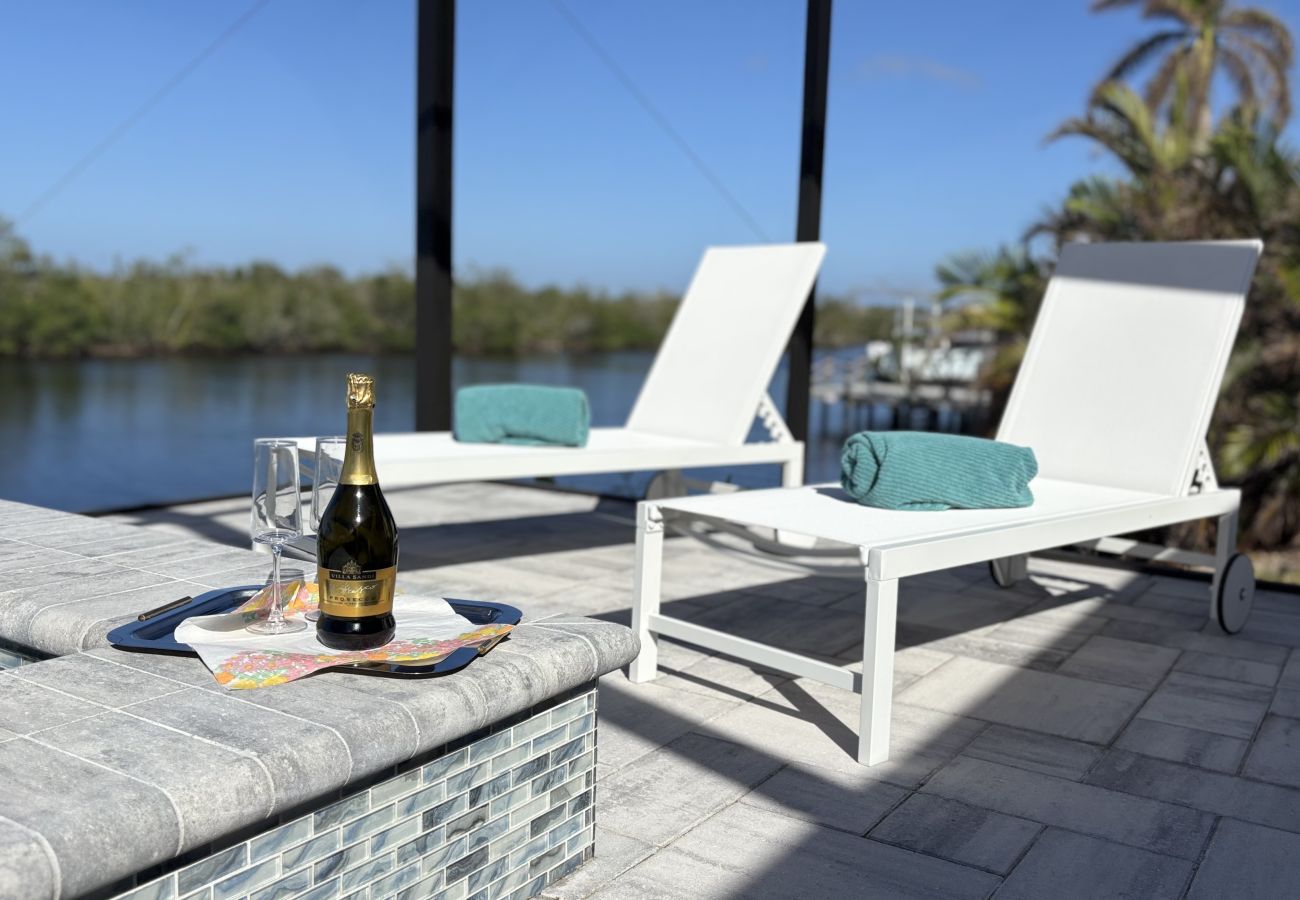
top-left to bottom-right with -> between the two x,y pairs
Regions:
1,0 -> 1297,299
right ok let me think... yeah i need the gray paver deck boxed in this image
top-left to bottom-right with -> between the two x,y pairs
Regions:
1135,670 -> 1273,739
869,792 -> 1041,874
1112,718 -> 1249,773
103,480 -> 1300,899
896,655 -> 1147,742
996,828 -> 1192,899
959,724 -> 1103,781
1241,716 -> 1300,788
1186,819 -> 1300,899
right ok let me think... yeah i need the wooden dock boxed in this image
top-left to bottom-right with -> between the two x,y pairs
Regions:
811,356 -> 993,436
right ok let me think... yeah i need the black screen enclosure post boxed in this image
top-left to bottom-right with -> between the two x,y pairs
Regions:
786,0 -> 832,443
415,0 -> 455,430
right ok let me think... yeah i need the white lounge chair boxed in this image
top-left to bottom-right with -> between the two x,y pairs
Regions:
628,240 -> 1263,766
290,243 -> 825,496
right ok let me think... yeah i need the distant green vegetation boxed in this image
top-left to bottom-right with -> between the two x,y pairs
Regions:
815,301 -> 895,349
0,223 -> 891,358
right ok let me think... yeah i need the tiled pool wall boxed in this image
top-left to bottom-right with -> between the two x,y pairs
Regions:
111,682 -> 599,900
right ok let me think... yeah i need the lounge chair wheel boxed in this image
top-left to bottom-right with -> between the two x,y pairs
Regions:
1215,552 -> 1255,635
989,555 -> 1028,588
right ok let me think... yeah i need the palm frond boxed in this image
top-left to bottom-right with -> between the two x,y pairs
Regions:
1140,0 -> 1202,26
1218,45 -> 1260,111
935,251 -> 1002,299
1048,83 -> 1179,179
1098,80 -> 1160,144
934,247 -> 1046,340
1092,29 -> 1187,98
1222,32 -> 1293,122
1045,115 -> 1102,145
1065,176 -> 1136,227
1224,30 -> 1295,76
1221,8 -> 1295,65
1143,42 -> 1188,109
1212,107 -> 1298,218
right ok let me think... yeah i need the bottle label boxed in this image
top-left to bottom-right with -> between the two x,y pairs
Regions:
318,563 -> 396,618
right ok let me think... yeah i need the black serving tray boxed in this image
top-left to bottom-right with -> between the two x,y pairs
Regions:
107,586 -> 521,679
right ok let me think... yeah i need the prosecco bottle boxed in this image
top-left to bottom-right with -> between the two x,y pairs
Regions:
316,373 -> 399,650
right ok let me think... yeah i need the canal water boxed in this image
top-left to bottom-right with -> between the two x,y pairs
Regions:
0,351 -> 863,513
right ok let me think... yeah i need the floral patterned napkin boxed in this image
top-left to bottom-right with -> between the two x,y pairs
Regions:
174,582 -> 513,689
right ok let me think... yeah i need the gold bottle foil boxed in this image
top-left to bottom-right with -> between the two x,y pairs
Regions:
347,372 -> 375,409
341,372 -> 378,486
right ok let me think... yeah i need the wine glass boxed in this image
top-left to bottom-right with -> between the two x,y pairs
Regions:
312,436 -> 346,534
264,566 -> 305,612
249,439 -> 307,635
306,436 -> 346,623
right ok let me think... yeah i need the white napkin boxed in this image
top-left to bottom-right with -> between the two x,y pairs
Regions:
175,595 -> 485,689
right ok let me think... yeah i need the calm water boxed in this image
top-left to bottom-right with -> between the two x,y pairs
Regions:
0,351 -> 850,513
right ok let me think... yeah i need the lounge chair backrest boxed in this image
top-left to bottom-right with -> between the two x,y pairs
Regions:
997,240 -> 1261,497
626,243 -> 826,446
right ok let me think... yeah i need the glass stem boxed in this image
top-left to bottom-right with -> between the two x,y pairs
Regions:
268,543 -> 285,627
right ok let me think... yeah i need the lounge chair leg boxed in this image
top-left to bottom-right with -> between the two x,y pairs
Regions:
859,575 -> 899,766
646,470 -> 687,500
1211,509 -> 1238,605
629,502 -> 664,683
989,555 -> 1028,588
781,455 -> 804,488
775,455 -> 815,547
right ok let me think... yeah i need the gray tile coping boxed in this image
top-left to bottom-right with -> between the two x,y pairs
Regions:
0,499 -> 637,900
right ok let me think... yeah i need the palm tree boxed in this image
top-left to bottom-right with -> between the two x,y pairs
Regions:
989,2 -> 1300,556
1092,0 -> 1293,143
1043,83 -> 1202,238
1050,82 -> 1195,180
935,247 -> 1047,424
1209,107 -> 1300,225
1026,176 -> 1143,244
1221,387 -> 1300,547
936,248 -> 1046,337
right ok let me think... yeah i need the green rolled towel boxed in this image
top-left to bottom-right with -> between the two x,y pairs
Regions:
840,431 -> 1037,511
454,385 -> 590,447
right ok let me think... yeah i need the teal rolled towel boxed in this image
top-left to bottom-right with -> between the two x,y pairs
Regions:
454,385 -> 590,447
840,431 -> 1037,511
